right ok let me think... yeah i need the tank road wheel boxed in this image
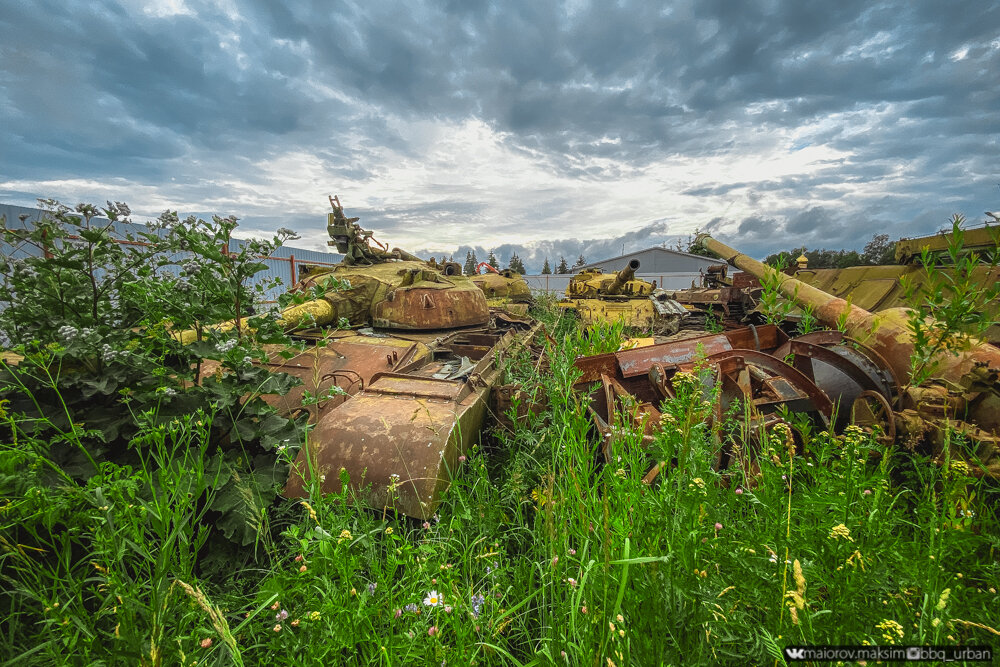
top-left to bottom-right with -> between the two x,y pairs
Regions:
850,389 -> 896,446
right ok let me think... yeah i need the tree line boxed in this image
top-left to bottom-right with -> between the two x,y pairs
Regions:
450,251 -> 588,275
762,233 -> 896,269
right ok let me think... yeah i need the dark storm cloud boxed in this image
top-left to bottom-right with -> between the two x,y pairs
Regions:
2,0 -> 999,257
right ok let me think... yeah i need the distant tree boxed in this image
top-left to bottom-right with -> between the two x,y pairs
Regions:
572,254 -> 586,269
541,257 -> 552,275
507,252 -> 526,274
463,250 -> 477,275
685,227 -> 715,258
861,233 -> 895,265
447,254 -> 454,263
487,250 -> 499,270
556,256 -> 569,274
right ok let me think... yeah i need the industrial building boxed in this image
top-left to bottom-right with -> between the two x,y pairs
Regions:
524,246 -> 721,293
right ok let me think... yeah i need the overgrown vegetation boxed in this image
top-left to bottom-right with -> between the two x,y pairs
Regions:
1,204 -> 998,665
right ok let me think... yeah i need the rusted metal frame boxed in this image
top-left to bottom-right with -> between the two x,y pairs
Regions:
776,331 -> 901,396
785,340 -> 885,396
851,390 -> 897,444
707,349 -> 834,423
365,373 -> 471,401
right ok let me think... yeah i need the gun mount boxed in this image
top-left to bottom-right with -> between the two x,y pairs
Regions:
693,233 -> 1000,475
326,195 -> 422,265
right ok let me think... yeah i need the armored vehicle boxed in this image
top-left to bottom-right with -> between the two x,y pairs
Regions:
696,232 -> 1000,476
558,259 -> 686,332
788,224 -> 1000,344
183,197 -> 537,518
470,263 -> 532,315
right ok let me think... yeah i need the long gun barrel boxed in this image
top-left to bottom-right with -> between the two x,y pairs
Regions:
607,259 -> 640,294
694,234 -> 1000,421
173,296 -> 345,345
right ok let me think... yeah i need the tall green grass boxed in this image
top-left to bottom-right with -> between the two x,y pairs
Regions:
2,302 -> 998,665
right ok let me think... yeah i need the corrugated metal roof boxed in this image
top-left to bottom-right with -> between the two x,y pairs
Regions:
576,246 -> 719,272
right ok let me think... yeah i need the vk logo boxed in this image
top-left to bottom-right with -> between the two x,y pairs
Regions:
784,647 -> 807,660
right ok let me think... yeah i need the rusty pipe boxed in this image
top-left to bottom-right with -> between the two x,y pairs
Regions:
694,234 -> 1000,396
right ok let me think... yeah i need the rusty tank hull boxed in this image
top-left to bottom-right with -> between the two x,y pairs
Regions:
182,197 -> 539,518
789,263 -> 1000,345
279,322 -> 535,519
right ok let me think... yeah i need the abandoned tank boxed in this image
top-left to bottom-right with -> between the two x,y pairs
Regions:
786,224 -> 1000,344
558,259 -> 687,332
694,232 -> 1000,476
184,197 -> 538,519
470,263 -> 533,315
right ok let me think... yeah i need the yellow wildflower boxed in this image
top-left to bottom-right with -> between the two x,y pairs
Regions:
936,588 -> 950,611
840,550 -> 866,571
829,524 -> 854,542
300,501 -> 318,523
876,619 -> 904,644
338,529 -> 352,544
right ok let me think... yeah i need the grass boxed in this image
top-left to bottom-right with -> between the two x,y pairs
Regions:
1,301 -> 999,666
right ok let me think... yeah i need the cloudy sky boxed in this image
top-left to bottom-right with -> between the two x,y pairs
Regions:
2,0 -> 998,271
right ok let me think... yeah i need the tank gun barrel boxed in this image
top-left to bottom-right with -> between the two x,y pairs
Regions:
607,259 -> 640,294
693,233 -> 1000,407
173,297 -> 343,345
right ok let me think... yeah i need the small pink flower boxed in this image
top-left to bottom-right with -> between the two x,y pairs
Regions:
714,522 -> 723,531
299,565 -> 307,573
276,609 -> 289,621
568,548 -> 576,556
581,605 -> 588,614
444,605 -> 452,613
200,638 -> 212,649
701,537 -> 708,544
423,521 -> 431,529
551,556 -> 559,567
273,624 -> 282,632
735,487 -> 743,495
567,577 -> 578,588
864,489 -> 872,496
294,554 -> 304,562
458,455 -> 466,462
781,474 -> 787,481
394,608 -> 402,618
428,625 -> 438,636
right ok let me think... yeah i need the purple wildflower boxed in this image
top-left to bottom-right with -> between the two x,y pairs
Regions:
470,593 -> 485,618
